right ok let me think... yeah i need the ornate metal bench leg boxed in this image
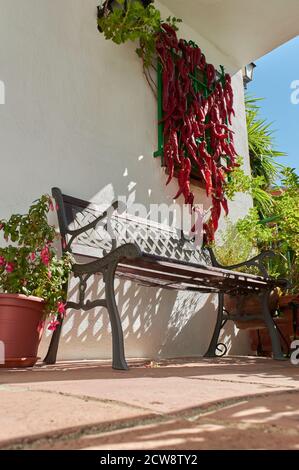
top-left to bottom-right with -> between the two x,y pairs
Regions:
43,317 -> 64,365
260,290 -> 285,360
105,262 -> 128,370
204,293 -> 225,357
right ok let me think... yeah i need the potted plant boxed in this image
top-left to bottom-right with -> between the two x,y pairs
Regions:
0,195 -> 72,368
247,168 -> 299,354
219,166 -> 298,352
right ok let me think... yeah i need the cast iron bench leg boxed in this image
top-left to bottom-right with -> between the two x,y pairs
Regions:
44,263 -> 128,370
204,293 -> 224,357
105,262 -> 128,371
260,290 -> 285,360
43,317 -> 64,365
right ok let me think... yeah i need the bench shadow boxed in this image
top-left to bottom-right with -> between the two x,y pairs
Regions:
1,356 -> 298,385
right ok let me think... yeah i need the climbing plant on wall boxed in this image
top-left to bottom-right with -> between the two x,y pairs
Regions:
97,0 -> 238,243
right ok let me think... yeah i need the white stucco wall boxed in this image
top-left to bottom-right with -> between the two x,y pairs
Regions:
0,0 -> 252,361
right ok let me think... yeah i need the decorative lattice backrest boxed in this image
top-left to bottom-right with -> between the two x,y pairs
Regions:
53,188 -> 212,266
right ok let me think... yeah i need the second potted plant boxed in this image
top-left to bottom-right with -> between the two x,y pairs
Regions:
0,195 -> 72,368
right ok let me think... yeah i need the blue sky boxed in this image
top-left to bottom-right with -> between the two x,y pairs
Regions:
248,36 -> 299,174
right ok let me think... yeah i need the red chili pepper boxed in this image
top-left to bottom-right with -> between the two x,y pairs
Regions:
221,141 -> 234,158
164,142 -> 174,184
211,123 -> 229,140
193,97 -> 205,122
166,160 -> 174,185
221,198 -> 229,216
177,58 -> 189,80
211,206 -> 219,232
186,142 -> 200,166
184,115 -> 193,139
204,219 -> 215,243
213,145 -> 222,160
216,168 -> 225,184
184,157 -> 191,175
193,47 -> 202,67
206,64 -> 216,88
170,130 -> 180,165
199,142 -> 212,166
174,169 -> 186,199
191,118 -> 202,138
161,23 -> 178,39
160,27 -> 179,50
200,54 -> 206,70
160,96 -> 178,124
201,98 -> 209,118
228,141 -> 237,156
204,167 -> 213,197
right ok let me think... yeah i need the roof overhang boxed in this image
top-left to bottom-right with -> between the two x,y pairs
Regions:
160,0 -> 299,71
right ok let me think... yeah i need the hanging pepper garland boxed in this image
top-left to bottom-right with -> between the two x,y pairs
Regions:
97,1 -> 238,243
156,24 -> 239,243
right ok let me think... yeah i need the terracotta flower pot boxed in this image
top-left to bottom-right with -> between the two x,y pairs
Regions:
0,294 -> 45,368
224,289 -> 280,330
250,293 -> 299,356
279,294 -> 299,310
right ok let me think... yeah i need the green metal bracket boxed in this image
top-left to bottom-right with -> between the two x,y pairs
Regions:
153,61 -> 164,163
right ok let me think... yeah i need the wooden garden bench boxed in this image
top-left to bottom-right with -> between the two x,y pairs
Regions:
44,187 -> 287,369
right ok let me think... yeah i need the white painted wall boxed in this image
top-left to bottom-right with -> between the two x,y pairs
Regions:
0,0 -> 252,361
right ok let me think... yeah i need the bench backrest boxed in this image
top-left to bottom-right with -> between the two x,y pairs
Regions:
52,188 -> 212,266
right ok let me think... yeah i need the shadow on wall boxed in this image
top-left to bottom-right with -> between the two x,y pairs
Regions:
40,158 -> 249,361
39,274 -> 249,361
39,275 -> 221,361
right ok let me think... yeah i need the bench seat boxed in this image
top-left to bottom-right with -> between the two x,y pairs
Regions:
44,188 -> 287,369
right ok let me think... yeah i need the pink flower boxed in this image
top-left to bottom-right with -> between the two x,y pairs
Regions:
5,262 -> 14,273
48,198 -> 55,212
0,256 -> 6,266
47,270 -> 52,279
48,320 -> 60,332
57,301 -> 66,316
41,246 -> 50,266
30,252 -> 36,262
37,320 -> 45,334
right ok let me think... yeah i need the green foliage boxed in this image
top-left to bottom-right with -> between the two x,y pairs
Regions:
0,196 -> 73,320
234,167 -> 299,292
214,221 -> 258,268
220,159 -> 299,292
246,95 -> 286,185
97,0 -> 181,68
226,95 -> 287,218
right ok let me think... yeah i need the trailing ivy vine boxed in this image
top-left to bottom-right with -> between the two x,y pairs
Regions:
98,0 -> 181,96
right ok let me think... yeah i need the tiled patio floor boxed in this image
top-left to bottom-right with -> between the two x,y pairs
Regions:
0,356 -> 299,450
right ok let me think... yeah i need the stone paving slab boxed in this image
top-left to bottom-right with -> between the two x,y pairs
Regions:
0,357 -> 298,450
27,390 -> 299,450
0,387 -> 155,447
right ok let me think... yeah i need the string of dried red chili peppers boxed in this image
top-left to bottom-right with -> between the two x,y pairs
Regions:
156,24 -> 239,243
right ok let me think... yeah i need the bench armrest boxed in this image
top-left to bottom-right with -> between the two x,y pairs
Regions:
207,247 -> 276,279
52,187 -> 127,253
72,243 -> 142,275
